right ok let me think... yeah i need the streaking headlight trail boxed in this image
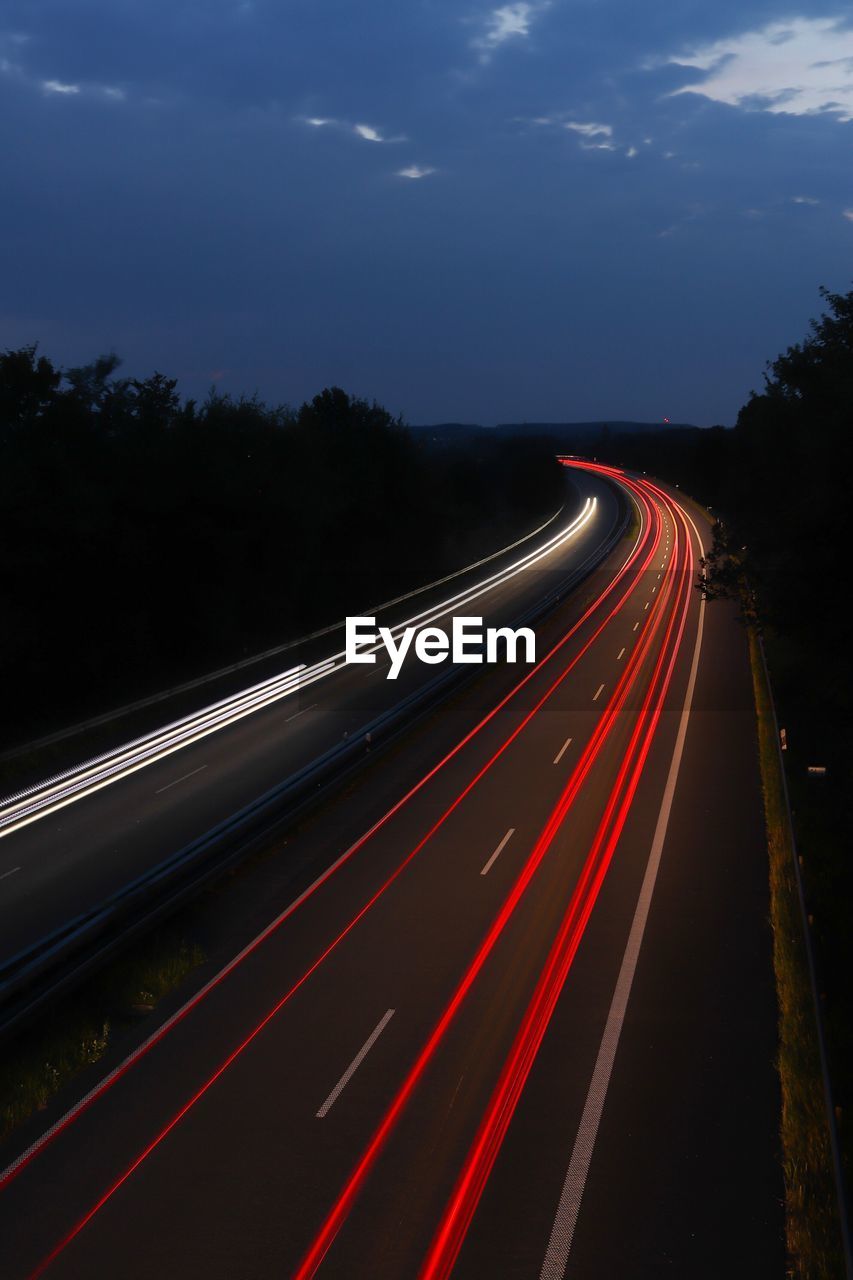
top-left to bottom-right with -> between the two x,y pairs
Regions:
0,498 -> 596,839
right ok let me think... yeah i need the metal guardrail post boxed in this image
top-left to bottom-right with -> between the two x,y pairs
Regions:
0,484 -> 630,1041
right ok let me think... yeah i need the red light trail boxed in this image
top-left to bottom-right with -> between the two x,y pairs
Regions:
418,492 -> 694,1280
1,478 -> 653,1199
23,469 -> 696,1280
293,478 -> 691,1278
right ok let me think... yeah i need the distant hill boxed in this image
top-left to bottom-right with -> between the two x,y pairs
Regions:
411,420 -> 699,447
494,420 -> 696,435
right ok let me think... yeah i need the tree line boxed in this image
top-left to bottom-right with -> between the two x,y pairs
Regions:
593,287 -> 853,1184
588,287 -> 850,698
0,350 -> 564,745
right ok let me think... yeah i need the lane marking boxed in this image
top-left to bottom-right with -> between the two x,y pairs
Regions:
632,622 -> 639,632
617,648 -> 625,661
539,530 -> 706,1280
154,766 -> 207,795
449,1075 -> 465,1113
0,867 -> 21,882
481,828 -> 516,876
412,480 -> 692,1280
553,737 -> 573,766
0,500 -> 598,839
316,1009 -> 395,1119
592,684 -> 605,702
286,704 -> 318,723
291,496 -> 681,1275
0,494 -> 650,1197
644,602 -> 649,610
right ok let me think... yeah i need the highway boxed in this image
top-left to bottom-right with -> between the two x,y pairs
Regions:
0,465 -> 783,1277
0,470 -> 617,974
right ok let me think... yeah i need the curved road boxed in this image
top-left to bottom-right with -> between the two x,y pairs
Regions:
0,465 -> 782,1278
0,470 -> 619,969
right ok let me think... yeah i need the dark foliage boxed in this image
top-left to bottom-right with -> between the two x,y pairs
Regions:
590,287 -> 853,1174
567,287 -> 851,667
0,349 -> 564,744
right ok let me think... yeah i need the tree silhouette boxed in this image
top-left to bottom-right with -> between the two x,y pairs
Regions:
0,349 -> 563,744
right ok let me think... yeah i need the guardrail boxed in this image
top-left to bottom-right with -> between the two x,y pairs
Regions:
0,504 -> 568,769
0,485 -> 630,1041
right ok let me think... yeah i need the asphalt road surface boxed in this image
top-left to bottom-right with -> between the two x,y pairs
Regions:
0,470 -> 617,969
0,464 -> 783,1278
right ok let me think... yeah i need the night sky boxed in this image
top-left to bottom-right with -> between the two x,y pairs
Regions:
2,3 -> 852,425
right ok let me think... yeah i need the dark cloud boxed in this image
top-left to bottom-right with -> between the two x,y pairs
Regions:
2,2 -> 853,423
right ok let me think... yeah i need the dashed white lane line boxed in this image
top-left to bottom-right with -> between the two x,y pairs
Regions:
0,867 -> 21,882
154,765 -> 208,795
539,595 -> 707,1280
286,703 -> 318,722
481,827 -> 516,876
633,622 -> 639,632
553,737 -> 573,766
592,684 -> 605,702
644,602 -> 650,610
617,648 -> 625,661
316,1009 -> 395,1118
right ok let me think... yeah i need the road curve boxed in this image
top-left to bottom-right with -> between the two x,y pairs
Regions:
0,470 -> 619,972
0,465 -> 782,1279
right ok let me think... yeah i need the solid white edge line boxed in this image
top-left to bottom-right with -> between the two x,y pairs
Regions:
553,737 -> 573,766
0,489 -> 640,1185
316,1009 -> 395,1119
480,827 -> 516,876
0,867 -> 21,881
539,505 -> 706,1280
1,500 -> 598,836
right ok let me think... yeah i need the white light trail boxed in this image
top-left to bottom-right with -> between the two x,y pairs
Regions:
0,499 -> 597,838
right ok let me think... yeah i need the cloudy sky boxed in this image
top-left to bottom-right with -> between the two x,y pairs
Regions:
2,2 -> 852,425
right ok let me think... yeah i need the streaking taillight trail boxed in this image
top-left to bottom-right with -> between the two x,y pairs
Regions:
2,471 -> 653,1203
417,484 -> 695,1280
0,481 -> 648,1198
21,468 -> 691,1280
292,475 -> 689,1279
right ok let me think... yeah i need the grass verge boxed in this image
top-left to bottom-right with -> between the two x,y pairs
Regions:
748,625 -> 845,1279
0,929 -> 204,1147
